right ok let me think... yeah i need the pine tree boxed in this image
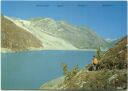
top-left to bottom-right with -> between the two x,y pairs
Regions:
96,47 -> 101,60
62,63 -> 68,76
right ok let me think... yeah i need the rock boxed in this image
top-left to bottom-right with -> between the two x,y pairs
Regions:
108,74 -> 118,82
40,76 -> 64,89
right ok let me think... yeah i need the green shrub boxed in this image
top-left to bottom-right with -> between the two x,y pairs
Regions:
61,63 -> 79,87
61,63 -> 68,76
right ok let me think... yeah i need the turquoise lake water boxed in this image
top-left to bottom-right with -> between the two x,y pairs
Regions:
1,50 -> 95,89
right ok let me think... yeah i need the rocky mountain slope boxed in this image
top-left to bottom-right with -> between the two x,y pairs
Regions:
40,36 -> 127,90
97,36 -> 127,69
1,15 -> 43,52
5,16 -> 77,50
7,16 -> 112,50
30,18 -> 111,49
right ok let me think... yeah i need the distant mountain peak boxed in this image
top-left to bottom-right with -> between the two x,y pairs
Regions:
106,38 -> 117,42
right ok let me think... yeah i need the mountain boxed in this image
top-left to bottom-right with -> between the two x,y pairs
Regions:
5,16 -> 77,50
29,18 -> 111,49
7,16 -> 112,50
1,15 -> 43,52
106,38 -> 122,48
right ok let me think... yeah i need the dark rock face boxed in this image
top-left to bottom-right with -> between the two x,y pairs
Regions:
1,16 -> 43,51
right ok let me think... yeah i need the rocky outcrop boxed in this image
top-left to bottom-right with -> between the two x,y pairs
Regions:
40,77 -> 64,90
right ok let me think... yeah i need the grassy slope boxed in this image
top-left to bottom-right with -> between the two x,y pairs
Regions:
97,36 -> 127,70
1,16 -> 43,51
64,36 -> 127,89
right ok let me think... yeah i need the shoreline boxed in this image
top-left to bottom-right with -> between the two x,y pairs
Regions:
1,48 -> 97,53
40,76 -> 64,90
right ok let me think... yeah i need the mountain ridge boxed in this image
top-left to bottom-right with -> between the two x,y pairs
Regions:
7,16 -> 112,50
2,16 -> 77,51
1,15 -> 113,51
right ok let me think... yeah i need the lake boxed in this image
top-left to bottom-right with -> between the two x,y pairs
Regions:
1,50 -> 95,89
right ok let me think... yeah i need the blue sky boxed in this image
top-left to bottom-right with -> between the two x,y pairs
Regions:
1,1 -> 127,39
